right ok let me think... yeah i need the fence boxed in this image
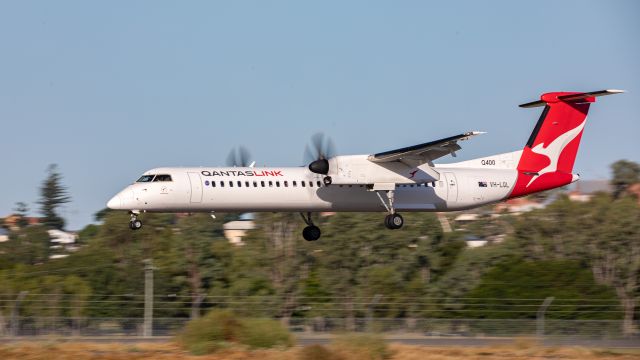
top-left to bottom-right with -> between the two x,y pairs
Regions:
1,317 -> 636,340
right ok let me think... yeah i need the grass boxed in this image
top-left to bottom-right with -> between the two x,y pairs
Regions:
1,341 -> 639,360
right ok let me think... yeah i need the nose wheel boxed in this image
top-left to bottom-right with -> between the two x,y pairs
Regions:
129,212 -> 143,230
300,212 -> 321,241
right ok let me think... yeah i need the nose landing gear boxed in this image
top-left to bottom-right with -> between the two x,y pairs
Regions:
129,212 -> 143,230
300,212 -> 321,241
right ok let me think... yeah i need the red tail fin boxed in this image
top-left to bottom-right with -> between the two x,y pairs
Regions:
509,89 -> 623,198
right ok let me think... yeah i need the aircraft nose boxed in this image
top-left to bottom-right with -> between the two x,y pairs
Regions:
107,195 -> 122,210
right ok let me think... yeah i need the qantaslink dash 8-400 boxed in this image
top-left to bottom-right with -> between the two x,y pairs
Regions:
107,89 -> 624,241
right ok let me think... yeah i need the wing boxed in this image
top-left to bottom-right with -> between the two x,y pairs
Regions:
367,131 -> 484,166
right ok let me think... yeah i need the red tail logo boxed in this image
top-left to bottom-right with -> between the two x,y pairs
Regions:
509,91 -> 609,198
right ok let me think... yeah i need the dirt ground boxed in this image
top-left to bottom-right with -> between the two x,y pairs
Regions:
0,341 -> 639,360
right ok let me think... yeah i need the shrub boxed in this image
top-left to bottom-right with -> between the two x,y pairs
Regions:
332,333 -> 391,360
178,310 -> 293,354
238,318 -> 294,349
298,344 -> 343,360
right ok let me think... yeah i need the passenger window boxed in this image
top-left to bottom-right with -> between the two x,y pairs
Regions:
229,181 -> 233,187
276,181 -> 280,187
301,181 -> 306,187
211,181 -> 216,187
245,181 -> 250,187
269,181 -> 273,187
309,181 -> 314,187
253,181 -> 257,187
237,181 -> 242,187
220,181 -> 224,187
293,181 -> 297,187
317,181 -> 322,187
136,175 -> 155,182
261,181 -> 265,187
284,181 -> 288,187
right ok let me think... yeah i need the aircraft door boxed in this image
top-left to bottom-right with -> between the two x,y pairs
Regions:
188,172 -> 203,203
444,172 -> 458,202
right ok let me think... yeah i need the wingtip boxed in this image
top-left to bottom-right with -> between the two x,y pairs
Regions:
606,89 -> 625,94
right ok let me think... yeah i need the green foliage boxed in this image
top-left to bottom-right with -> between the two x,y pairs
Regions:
332,333 -> 391,360
37,164 -> 71,230
237,318 -> 293,349
465,259 -> 619,319
299,344 -> 343,360
0,226 -> 50,267
178,310 -> 292,354
610,159 -> 640,198
12,202 -> 30,228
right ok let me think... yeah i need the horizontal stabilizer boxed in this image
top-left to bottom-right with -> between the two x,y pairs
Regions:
519,89 -> 625,108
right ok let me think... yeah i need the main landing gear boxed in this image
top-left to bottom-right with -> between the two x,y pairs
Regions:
300,212 -> 321,241
375,188 -> 404,230
129,212 -> 143,230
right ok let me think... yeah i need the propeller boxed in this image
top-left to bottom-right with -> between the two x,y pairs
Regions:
305,133 -> 335,175
226,146 -> 252,167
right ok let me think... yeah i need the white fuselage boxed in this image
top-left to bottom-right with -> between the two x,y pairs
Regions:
107,153 -> 521,214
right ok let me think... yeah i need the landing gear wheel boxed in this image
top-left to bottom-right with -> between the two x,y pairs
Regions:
302,225 -> 321,241
129,219 -> 143,230
384,213 -> 403,230
323,176 -> 332,186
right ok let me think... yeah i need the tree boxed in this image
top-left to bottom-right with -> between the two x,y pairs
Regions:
12,202 -> 30,228
611,160 -> 640,198
38,164 -> 71,230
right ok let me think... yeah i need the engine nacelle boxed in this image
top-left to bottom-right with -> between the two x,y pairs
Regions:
308,159 -> 329,175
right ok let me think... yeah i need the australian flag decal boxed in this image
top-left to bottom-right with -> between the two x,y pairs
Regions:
478,181 -> 487,187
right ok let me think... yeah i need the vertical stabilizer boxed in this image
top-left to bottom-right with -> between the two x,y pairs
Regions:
509,89 -> 623,198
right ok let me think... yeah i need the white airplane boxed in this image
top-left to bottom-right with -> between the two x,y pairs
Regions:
107,89 -> 623,241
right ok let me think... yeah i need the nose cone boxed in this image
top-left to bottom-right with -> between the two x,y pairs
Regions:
107,195 -> 122,210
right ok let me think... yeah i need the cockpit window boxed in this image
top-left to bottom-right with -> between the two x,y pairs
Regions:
153,174 -> 172,182
137,175 -> 155,182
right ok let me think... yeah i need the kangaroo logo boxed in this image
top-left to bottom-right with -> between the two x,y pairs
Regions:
409,169 -> 418,179
526,119 -> 586,187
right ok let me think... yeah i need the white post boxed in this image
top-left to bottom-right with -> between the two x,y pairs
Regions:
536,296 -> 554,339
143,259 -> 154,338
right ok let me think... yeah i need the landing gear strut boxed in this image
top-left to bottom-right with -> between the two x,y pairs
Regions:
129,212 -> 143,230
375,188 -> 404,230
300,212 -> 321,241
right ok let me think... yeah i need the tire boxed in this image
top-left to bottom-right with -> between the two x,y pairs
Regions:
130,219 -> 143,230
384,214 -> 394,229
302,225 -> 321,241
390,213 -> 404,229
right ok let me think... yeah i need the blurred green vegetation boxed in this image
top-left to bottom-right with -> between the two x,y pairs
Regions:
178,309 -> 292,354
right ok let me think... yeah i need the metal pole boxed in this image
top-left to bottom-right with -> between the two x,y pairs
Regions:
536,296 -> 554,340
143,259 -> 154,338
367,294 -> 382,333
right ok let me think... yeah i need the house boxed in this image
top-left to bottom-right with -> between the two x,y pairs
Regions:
0,228 -> 9,243
494,197 -> 545,214
47,229 -> 79,259
568,180 -> 612,202
3,215 -> 40,231
464,235 -> 488,248
223,213 -> 256,245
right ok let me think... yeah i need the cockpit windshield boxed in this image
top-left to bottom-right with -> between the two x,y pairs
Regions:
153,174 -> 172,182
137,175 -> 155,182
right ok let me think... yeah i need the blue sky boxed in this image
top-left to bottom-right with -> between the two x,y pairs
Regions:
1,1 -> 638,230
